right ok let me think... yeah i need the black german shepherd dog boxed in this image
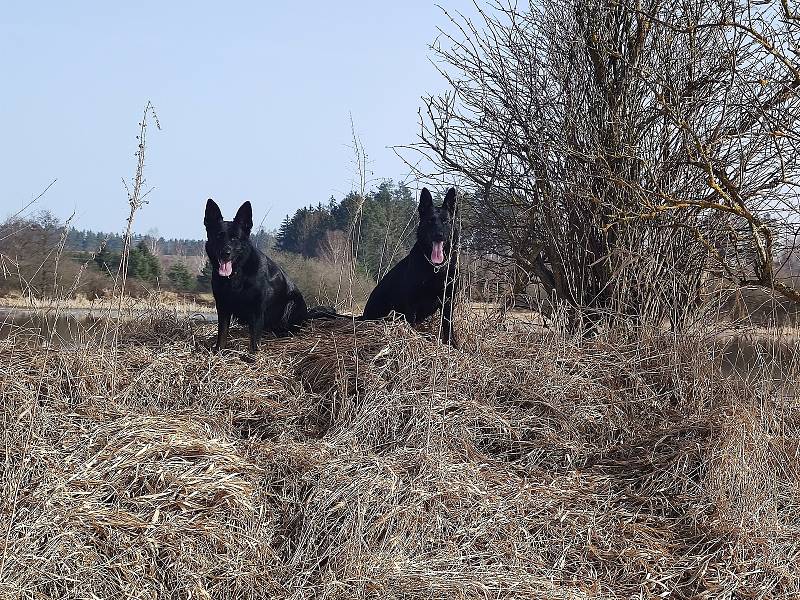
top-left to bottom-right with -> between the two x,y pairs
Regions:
362,187 -> 459,345
204,199 -> 307,353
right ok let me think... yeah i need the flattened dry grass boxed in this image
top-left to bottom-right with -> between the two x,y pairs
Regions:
0,309 -> 799,599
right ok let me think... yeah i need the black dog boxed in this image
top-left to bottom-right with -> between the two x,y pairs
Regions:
204,199 -> 308,353
362,187 -> 459,345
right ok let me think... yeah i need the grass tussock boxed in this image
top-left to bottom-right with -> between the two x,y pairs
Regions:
0,308 -> 799,599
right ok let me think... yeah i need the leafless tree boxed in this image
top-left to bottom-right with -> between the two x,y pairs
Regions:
406,0 -> 800,330
0,211 -> 70,298
317,229 -> 354,266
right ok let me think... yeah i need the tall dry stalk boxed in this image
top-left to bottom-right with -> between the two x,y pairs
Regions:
332,115 -> 372,310
104,101 -> 160,389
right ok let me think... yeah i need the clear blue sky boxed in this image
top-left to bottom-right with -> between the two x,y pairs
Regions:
1,2 -> 475,239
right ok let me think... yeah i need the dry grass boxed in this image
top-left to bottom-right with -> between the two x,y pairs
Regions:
0,291 -> 215,315
0,306 -> 799,599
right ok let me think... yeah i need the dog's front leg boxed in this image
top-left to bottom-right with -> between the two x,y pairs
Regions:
248,316 -> 264,354
214,310 -> 232,352
440,283 -> 457,347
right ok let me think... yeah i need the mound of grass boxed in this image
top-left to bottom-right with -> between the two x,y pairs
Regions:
0,308 -> 798,598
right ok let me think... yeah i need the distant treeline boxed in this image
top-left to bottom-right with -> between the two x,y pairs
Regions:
65,228 -> 206,257
62,179 -> 420,282
0,181 -> 451,302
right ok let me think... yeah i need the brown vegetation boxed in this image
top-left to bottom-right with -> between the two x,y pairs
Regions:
1,305 -> 798,598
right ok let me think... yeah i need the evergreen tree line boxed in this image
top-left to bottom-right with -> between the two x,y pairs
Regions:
65,228 -> 206,256
275,180 -> 418,279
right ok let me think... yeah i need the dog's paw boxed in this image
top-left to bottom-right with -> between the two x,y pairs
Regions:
240,353 -> 257,364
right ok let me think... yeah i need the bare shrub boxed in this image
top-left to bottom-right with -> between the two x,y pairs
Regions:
405,0 -> 800,331
272,250 -> 374,311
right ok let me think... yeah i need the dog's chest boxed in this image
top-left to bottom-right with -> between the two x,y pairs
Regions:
407,270 -> 446,310
408,263 -> 447,288
213,277 -> 263,316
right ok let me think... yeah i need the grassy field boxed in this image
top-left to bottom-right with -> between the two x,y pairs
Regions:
0,291 -> 216,314
0,304 -> 798,598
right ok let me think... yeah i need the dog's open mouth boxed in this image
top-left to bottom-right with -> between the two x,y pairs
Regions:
218,260 -> 233,277
431,242 -> 445,265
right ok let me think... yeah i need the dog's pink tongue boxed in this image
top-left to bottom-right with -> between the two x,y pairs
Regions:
431,242 -> 445,265
218,260 -> 233,277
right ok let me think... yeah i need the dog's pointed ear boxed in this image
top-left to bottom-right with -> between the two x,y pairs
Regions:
418,188 -> 434,216
234,201 -> 253,235
443,187 -> 457,216
204,199 -> 223,229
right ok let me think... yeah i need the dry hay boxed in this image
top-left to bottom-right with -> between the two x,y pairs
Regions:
0,309 -> 799,599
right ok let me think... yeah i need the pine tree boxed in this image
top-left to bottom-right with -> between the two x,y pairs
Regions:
167,262 -> 194,290
94,247 -> 121,275
128,241 -> 161,283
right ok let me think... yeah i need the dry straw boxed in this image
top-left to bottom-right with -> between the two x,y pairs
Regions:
0,304 -> 798,599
